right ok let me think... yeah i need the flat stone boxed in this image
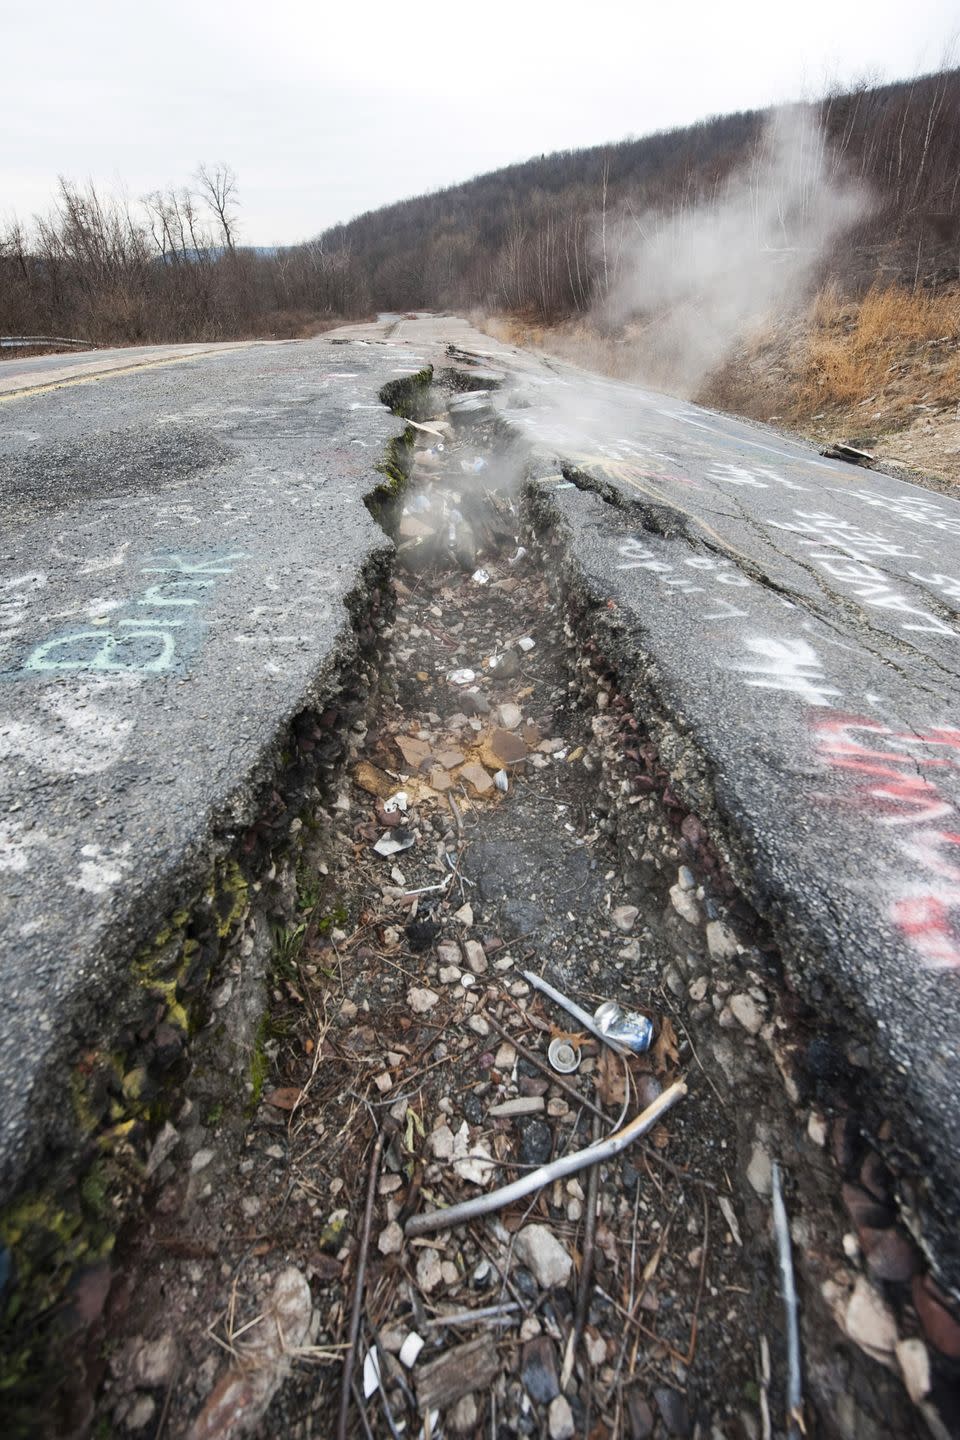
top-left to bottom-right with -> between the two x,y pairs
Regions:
497,703 -> 522,730
865,1228 -> 920,1283
669,884 -> 701,927
845,1276 -> 897,1362
463,940 -> 487,974
482,728 -> 527,767
378,1222 -> 404,1256
654,1386 -> 691,1437
127,1395 -> 157,1431
521,1335 -> 560,1404
407,986 -> 440,1014
612,904 -> 639,933
519,1118 -> 553,1166
625,1388 -> 654,1438
449,1394 -> 479,1434
437,940 -> 462,966
132,1332 -> 179,1387
514,1225 -> 572,1289
705,920 -> 739,960
746,1141 -> 773,1196
429,1124 -> 455,1160
459,762 -> 494,797
896,1337 -> 931,1404
729,993 -> 763,1035
416,1248 -> 443,1293
488,1096 -> 545,1117
548,1394 -> 575,1440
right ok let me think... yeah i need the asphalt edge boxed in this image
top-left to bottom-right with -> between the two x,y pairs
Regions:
0,367 -> 432,1435
518,456 -> 960,1437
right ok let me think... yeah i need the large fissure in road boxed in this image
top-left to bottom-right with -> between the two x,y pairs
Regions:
83,368 -> 948,1438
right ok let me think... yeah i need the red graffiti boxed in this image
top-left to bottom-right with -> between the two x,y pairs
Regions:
813,714 -> 960,969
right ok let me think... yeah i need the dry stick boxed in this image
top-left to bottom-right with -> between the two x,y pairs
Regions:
562,1114 -> 601,1388
405,1081 -> 686,1237
337,1130 -> 384,1440
772,1160 -> 804,1438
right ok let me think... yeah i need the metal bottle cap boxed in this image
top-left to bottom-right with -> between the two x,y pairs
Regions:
547,1037 -> 581,1074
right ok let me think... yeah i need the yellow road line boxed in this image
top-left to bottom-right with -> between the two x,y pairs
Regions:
0,344 -> 253,404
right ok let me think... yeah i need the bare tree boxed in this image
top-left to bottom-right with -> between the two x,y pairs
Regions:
195,163 -> 239,252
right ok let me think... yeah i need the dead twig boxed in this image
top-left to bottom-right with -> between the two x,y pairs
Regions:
772,1160 -> 804,1437
405,1081 -> 687,1237
562,1114 -> 601,1387
337,1130 -> 384,1440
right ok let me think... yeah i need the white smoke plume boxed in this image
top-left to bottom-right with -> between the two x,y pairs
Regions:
598,107 -> 869,396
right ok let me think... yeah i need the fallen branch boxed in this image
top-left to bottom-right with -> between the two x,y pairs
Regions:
405,1081 -> 687,1237
337,1130 -> 384,1440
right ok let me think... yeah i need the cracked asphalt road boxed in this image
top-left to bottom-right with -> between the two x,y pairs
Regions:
0,335 -> 427,1199
337,314 -> 960,1278
4,316 -> 960,1285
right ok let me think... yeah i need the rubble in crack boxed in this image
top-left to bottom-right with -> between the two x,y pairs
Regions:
91,384 -> 946,1440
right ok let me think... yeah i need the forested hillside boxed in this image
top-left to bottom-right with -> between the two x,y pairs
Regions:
316,68 -> 960,318
2,69 -> 957,346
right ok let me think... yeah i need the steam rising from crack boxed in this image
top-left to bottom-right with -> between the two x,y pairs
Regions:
598,108 -> 869,396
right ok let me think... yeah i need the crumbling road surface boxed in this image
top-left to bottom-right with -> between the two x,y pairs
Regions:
0,335 -> 427,1197
4,319 -> 960,1438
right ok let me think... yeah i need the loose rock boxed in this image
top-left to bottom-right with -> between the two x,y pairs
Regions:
514,1225 -> 572,1289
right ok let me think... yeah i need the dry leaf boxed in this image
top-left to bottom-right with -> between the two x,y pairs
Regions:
594,1048 -> 626,1107
651,1017 -> 680,1075
264,1086 -> 301,1111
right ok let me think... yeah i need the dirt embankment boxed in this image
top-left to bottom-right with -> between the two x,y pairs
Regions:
484,281 -> 960,491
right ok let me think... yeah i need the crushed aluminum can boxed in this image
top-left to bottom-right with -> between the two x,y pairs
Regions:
592,1000 -> 653,1054
547,1037 -> 581,1074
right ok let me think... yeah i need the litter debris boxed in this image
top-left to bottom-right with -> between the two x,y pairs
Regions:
447,668 -> 477,685
493,768 -> 509,793
460,455 -> 487,473
523,969 -> 652,1055
362,1348 -> 381,1399
405,1081 -> 686,1236
593,999 -> 654,1054
383,790 -> 409,814
373,829 -> 416,857
508,546 -> 528,564
471,568 -> 490,585
518,636 -> 536,652
547,1038 -> 581,1074
398,1331 -> 426,1368
820,441 -> 875,466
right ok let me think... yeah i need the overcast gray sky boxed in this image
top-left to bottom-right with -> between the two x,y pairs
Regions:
5,0 -> 957,246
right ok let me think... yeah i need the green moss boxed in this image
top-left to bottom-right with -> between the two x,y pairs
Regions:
215,859 -> 249,939
248,1014 -> 271,1112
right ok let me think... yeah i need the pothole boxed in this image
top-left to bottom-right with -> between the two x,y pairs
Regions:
89,377 -> 940,1440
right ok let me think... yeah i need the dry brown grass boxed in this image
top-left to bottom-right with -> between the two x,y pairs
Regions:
792,282 -> 960,415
